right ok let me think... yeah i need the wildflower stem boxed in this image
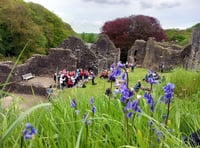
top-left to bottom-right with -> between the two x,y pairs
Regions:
85,123 -> 89,147
20,135 -> 24,148
149,113 -> 153,147
74,110 -> 77,139
123,68 -> 129,89
126,116 -> 130,144
165,101 -> 171,126
150,84 -> 153,93
108,81 -> 113,112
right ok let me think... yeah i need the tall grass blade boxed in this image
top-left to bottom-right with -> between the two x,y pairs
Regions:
0,102 -> 51,144
2,41 -> 30,92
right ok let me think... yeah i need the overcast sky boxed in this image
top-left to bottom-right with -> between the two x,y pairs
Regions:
24,0 -> 199,33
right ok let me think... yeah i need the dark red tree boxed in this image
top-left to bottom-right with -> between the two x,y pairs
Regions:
101,15 -> 166,62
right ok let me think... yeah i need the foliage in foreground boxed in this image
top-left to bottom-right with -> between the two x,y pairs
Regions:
0,68 -> 200,147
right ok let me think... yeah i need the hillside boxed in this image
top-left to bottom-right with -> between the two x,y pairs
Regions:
0,0 -> 78,62
165,23 -> 200,46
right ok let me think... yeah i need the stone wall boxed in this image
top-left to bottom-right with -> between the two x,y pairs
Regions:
142,38 -> 182,70
0,61 -> 14,86
60,35 -> 120,74
127,37 -> 186,71
90,34 -> 120,72
59,36 -> 99,73
0,48 -> 77,86
184,28 -> 200,70
127,40 -> 146,65
13,48 -> 77,82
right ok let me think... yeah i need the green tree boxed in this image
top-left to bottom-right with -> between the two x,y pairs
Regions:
165,29 -> 191,46
80,32 -> 98,43
0,0 -> 77,61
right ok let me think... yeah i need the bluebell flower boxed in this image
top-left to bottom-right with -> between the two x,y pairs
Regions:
149,77 -> 157,85
119,82 -> 128,94
82,113 -> 88,123
120,82 -> 134,98
110,63 -> 115,71
128,89 -> 134,98
87,120 -> 92,125
89,97 -> 94,105
119,83 -> 134,103
92,105 -> 97,113
114,68 -> 121,76
108,68 -> 121,81
162,83 -> 175,104
117,61 -> 125,68
23,123 -> 37,140
127,112 -> 133,118
132,99 -> 141,113
149,120 -> 154,126
125,101 -> 132,110
149,69 -> 153,77
156,130 -> 165,142
122,72 -> 127,80
144,92 -> 155,112
82,113 -> 92,125
156,130 -> 163,138
108,72 -> 116,81
75,110 -> 80,115
71,98 -> 77,108
120,96 -> 127,103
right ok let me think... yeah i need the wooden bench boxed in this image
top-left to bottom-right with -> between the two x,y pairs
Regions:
22,73 -> 35,80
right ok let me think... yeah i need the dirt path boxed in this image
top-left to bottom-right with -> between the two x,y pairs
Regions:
1,93 -> 47,110
1,76 -> 58,110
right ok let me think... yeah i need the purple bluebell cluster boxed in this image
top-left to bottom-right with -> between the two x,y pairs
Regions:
89,97 -> 97,114
162,83 -> 175,104
89,97 -> 94,105
23,123 -> 37,140
121,72 -> 127,81
119,82 -> 134,103
92,106 -> 97,113
131,99 -> 142,113
71,98 -> 77,108
148,69 -> 158,85
108,61 -> 125,81
82,113 -> 92,125
144,92 -> 155,112
125,99 -> 142,118
71,98 -> 80,115
156,130 -> 164,142
117,61 -> 125,68
149,77 -> 157,85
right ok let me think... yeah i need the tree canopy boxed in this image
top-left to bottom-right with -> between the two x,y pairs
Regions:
165,23 -> 200,46
101,15 -> 166,62
0,0 -> 77,61
80,32 -> 99,43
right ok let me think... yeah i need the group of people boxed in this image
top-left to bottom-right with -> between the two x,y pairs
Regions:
54,68 -> 96,90
47,68 -> 97,101
143,71 -> 161,82
125,61 -> 135,72
47,62 -> 165,100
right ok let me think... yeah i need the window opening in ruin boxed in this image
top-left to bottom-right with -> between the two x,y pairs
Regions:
134,50 -> 138,56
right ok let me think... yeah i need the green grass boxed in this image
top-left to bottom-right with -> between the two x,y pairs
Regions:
0,67 -> 200,147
